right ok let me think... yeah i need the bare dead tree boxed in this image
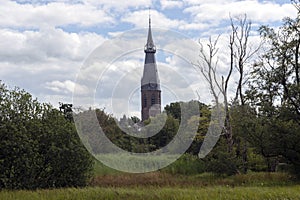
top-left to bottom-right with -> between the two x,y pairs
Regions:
194,36 -> 234,153
292,0 -> 300,11
196,36 -> 222,105
194,15 -> 261,158
229,14 -> 262,173
231,14 -> 262,105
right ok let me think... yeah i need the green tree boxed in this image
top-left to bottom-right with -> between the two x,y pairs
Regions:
244,4 -> 300,175
165,102 -> 181,120
0,82 -> 93,189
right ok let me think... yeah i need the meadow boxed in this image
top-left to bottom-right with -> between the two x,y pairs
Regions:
1,162 -> 299,200
1,185 -> 300,200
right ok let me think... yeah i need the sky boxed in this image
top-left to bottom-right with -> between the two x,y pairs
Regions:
0,0 -> 298,119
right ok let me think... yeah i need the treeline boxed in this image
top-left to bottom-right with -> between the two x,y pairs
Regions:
85,102 -> 299,177
77,101 -> 209,155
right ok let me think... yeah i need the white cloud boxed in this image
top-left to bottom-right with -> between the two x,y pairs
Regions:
160,0 -> 183,10
0,1 -> 114,28
178,23 -> 211,30
183,0 -> 235,5
120,1 -> 297,32
184,1 -> 297,24
122,9 -> 185,29
0,27 -> 105,64
84,0 -> 151,11
108,31 -> 125,37
0,26 -> 105,107
45,80 -> 75,93
12,0 -> 152,12
45,79 -> 90,95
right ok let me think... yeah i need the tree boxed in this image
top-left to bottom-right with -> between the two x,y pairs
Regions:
59,102 -> 73,122
194,14 -> 261,174
245,4 -> 300,175
230,15 -> 262,105
0,82 -> 93,189
165,102 -> 181,120
195,16 -> 253,147
37,108 -> 94,188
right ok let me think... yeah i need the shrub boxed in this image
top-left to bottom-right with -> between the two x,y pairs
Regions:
204,151 -> 237,176
0,82 -> 93,189
163,154 -> 205,175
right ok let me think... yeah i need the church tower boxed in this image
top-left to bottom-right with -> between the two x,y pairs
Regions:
141,15 -> 161,121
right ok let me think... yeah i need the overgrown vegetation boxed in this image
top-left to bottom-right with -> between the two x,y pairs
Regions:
1,173 -> 299,200
190,2 -> 300,177
89,172 -> 296,187
0,82 -> 94,189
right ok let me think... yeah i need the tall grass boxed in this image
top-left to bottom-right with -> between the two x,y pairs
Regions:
93,160 -> 120,176
1,185 -> 300,200
92,154 -> 205,176
1,172 -> 298,200
162,154 -> 205,175
90,171 -> 296,187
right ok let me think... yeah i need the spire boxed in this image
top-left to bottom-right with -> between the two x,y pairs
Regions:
141,8 -> 160,89
141,9 -> 161,121
145,9 -> 156,53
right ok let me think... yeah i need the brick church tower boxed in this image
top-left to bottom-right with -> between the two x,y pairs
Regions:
141,15 -> 161,121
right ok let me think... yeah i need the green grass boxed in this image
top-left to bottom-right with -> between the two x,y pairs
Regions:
93,153 -> 181,173
1,170 -> 299,200
89,172 -> 296,187
92,153 -> 205,176
1,185 -> 300,200
93,159 -> 121,176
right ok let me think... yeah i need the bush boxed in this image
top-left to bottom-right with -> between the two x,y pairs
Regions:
247,150 -> 268,172
204,151 -> 237,176
0,82 -> 93,189
163,154 -> 205,175
203,139 -> 238,176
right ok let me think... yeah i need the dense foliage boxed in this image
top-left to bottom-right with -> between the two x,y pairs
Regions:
213,6 -> 300,177
75,101 -> 210,155
0,82 -> 93,189
243,12 -> 300,175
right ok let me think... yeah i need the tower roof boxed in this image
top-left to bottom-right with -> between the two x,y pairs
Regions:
144,14 -> 156,53
141,12 -> 160,91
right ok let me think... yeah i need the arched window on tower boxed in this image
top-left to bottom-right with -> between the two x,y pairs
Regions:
144,94 -> 147,107
158,93 -> 161,104
151,94 -> 155,105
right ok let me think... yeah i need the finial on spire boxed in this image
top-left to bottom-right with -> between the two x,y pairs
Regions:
145,7 -> 155,53
149,7 -> 151,27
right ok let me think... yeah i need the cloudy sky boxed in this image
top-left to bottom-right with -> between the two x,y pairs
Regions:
0,0 -> 298,118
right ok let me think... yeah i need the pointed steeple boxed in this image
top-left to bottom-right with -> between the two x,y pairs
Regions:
141,10 -> 161,121
145,11 -> 156,53
142,11 -> 159,86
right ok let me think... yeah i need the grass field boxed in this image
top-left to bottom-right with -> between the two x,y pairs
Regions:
1,160 -> 299,200
1,171 -> 299,200
1,185 -> 300,200
90,172 -> 296,187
